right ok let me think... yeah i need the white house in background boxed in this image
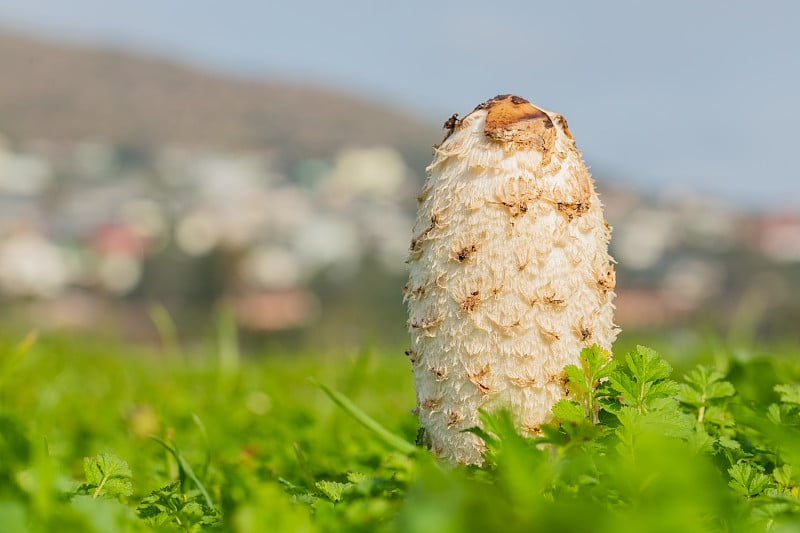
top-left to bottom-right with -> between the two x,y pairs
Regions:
0,229 -> 70,297
87,224 -> 148,295
611,207 -> 678,271
239,245 -> 302,290
320,146 -> 408,204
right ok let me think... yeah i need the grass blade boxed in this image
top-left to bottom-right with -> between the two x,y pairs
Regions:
292,442 -> 317,488
148,303 -> 183,359
191,413 -> 211,478
1,330 -> 38,386
312,379 -> 416,456
216,305 -> 240,376
149,435 -> 215,510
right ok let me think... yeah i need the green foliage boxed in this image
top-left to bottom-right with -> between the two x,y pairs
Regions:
728,463 -> 772,498
563,344 -> 615,423
461,344 -> 800,531
312,379 -> 417,456
1,330 -> 800,531
148,435 -> 215,510
315,480 -> 351,503
136,481 -> 220,530
78,453 -> 134,500
607,344 -> 680,413
678,365 -> 736,426
775,384 -> 800,406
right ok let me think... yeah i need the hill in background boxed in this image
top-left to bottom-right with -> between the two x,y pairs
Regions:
0,31 -> 439,164
2,30 -> 799,345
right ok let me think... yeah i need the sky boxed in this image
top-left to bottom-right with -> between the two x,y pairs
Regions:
0,0 -> 799,209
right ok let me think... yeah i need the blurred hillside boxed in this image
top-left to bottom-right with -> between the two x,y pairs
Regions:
0,32 -> 437,165
1,31 -> 799,349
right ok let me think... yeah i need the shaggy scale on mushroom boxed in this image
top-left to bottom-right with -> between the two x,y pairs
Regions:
406,95 -> 618,465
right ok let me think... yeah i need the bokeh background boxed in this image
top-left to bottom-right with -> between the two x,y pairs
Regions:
1,1 -> 799,351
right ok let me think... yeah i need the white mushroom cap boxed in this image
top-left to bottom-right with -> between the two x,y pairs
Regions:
406,95 -> 618,464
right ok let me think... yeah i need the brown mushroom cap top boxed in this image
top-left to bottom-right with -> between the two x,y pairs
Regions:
471,94 -> 557,151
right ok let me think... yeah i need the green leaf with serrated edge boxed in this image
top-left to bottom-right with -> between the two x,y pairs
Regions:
676,383 -> 704,407
136,481 -> 181,520
462,425 -> 498,449
613,396 -> 693,447
181,501 -> 205,521
646,396 -> 679,412
728,462 -> 772,498
614,407 -> 641,453
684,366 -> 723,388
774,464 -> 794,487
316,480 -> 351,503
646,406 -> 695,440
597,396 -> 621,415
679,364 -> 736,429
552,400 -> 585,423
83,453 -> 133,499
705,405 -> 735,427
717,435 -> 741,450
687,425 -> 715,454
766,403 -> 783,425
622,395 -> 693,439
346,472 -> 367,484
609,373 -> 638,406
647,380 -> 681,400
295,493 -> 318,506
625,346 -> 672,383
564,365 -> 587,394
581,344 -> 615,380
707,381 -> 736,399
136,480 -> 219,529
776,384 -> 800,405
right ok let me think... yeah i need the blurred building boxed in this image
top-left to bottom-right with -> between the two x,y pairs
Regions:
0,133 -> 797,341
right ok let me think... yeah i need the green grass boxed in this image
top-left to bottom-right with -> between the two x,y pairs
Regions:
1,327 -> 799,532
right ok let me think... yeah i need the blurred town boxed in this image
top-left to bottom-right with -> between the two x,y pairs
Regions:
1,32 -> 799,348
2,134 -> 799,347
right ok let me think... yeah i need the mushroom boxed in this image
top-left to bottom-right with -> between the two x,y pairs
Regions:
405,95 -> 618,464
